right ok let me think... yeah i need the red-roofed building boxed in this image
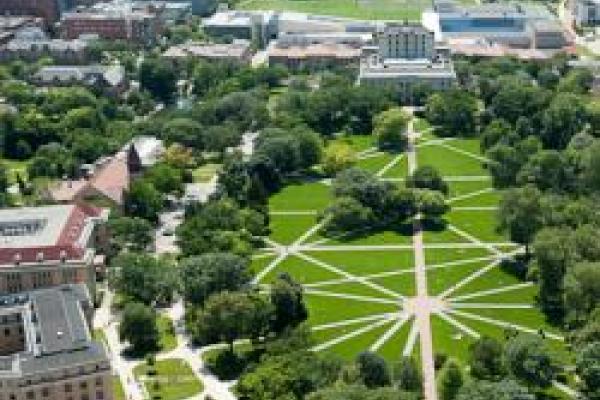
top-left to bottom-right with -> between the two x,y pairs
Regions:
0,204 -> 109,296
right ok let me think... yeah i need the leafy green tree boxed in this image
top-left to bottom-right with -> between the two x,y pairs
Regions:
124,180 -> 163,223
139,58 -> 177,103
438,359 -> 464,400
564,262 -> 600,325
468,336 -> 505,380
322,141 -> 357,176
236,351 -> 342,400
416,189 -> 449,222
189,291 -> 273,351
576,342 -> 600,400
533,227 -> 575,320
392,357 -> 422,392
579,141 -> 600,193
406,166 -> 449,195
486,144 -> 522,188
571,308 -> 600,346
504,335 -> 556,388
516,150 -> 574,192
323,196 -> 374,234
557,69 -> 593,94
480,119 -> 514,152
179,253 -> 251,307
144,163 -> 184,195
109,253 -> 176,305
308,385 -> 419,400
161,118 -> 204,149
119,302 -> 159,353
489,79 -> 549,124
425,89 -> 478,136
269,273 -> 308,334
106,217 -> 153,254
456,379 -> 533,400
373,107 -> 409,151
356,352 -> 391,388
498,186 -> 543,256
540,93 -> 586,150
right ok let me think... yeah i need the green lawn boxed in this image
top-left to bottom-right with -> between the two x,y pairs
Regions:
134,359 -> 203,400
1,158 -> 30,183
418,144 -> 487,177
238,0 -> 427,20
431,314 -> 477,365
369,273 -> 416,297
356,152 -> 397,174
308,226 -> 414,246
446,209 -> 506,243
192,163 -> 220,183
330,135 -> 376,153
304,250 -> 414,276
260,254 -> 342,284
305,294 -> 397,326
158,315 -> 178,352
269,181 -> 331,211
447,180 -> 493,200
381,155 -> 409,178
269,214 -> 318,245
319,320 -> 397,360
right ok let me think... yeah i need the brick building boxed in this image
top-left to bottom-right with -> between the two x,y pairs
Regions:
0,204 -> 109,296
61,9 -> 161,44
0,0 -> 74,25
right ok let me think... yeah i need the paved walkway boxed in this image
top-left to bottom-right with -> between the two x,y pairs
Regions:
407,119 -> 438,400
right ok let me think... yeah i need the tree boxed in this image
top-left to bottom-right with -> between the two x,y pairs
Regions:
540,93 -> 586,150
580,141 -> 600,194
564,262 -> 600,325
189,291 -> 273,351
124,180 -> 163,223
106,217 -> 153,254
456,379 -> 533,400
486,144 -> 522,188
498,186 -> 543,256
516,150 -> 573,192
179,253 -> 251,307
109,253 -> 176,305
119,302 -> 159,353
570,308 -> 600,346
308,385 -> 419,400
163,143 -> 193,169
144,163 -> 184,195
504,335 -> 556,388
438,359 -> 464,400
576,341 -> 600,399
480,119 -> 514,152
236,351 -> 342,400
557,69 -> 593,94
393,357 -> 422,392
533,228 -> 575,320
373,107 -> 409,151
425,89 -> 478,136
270,273 -> 308,334
416,189 -> 449,222
322,141 -> 356,176
323,197 -> 374,234
406,165 -> 449,195
356,351 -> 391,388
468,336 -> 505,380
139,58 -> 177,103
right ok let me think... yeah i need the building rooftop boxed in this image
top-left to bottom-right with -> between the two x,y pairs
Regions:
0,204 -> 104,265
124,135 -> 165,168
163,40 -> 251,59
269,42 -> 362,59
360,57 -> 456,78
0,284 -> 109,377
33,65 -> 125,87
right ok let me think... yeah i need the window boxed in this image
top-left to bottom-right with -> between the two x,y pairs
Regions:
4,328 -> 9,336
26,391 -> 34,400
42,388 -> 49,398
65,384 -> 72,393
80,381 -> 87,389
95,377 -> 102,386
81,394 -> 89,400
96,391 -> 104,400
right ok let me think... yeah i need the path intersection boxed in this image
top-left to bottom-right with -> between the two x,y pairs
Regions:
252,121 -> 567,400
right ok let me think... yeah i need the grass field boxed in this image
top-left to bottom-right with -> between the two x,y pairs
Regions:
158,315 -> 178,352
134,359 -> 203,400
250,120 -> 569,376
238,0 -> 427,20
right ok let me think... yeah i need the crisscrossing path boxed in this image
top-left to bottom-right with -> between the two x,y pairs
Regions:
251,118 -> 567,400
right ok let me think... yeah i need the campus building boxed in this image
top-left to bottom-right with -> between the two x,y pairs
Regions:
422,0 -> 568,49
0,284 -> 112,400
163,39 -> 253,65
0,0 -> 75,25
572,0 -> 600,25
61,6 -> 161,45
358,23 -> 456,101
0,204 -> 109,296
